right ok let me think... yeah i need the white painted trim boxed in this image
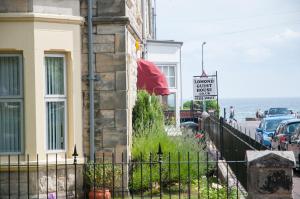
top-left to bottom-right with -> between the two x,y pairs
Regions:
44,54 -> 67,152
0,13 -> 84,25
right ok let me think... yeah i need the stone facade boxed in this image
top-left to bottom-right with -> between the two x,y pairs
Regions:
0,0 -> 80,15
0,164 -> 83,199
81,0 -> 153,161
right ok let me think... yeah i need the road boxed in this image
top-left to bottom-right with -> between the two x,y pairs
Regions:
235,120 -> 300,198
236,120 -> 260,140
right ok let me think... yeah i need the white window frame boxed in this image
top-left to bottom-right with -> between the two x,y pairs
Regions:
44,54 -> 67,153
157,64 -> 177,89
0,54 -> 24,154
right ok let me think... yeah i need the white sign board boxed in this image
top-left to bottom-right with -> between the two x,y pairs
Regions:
193,76 -> 217,100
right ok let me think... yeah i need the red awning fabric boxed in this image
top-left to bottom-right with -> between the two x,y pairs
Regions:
137,59 -> 170,96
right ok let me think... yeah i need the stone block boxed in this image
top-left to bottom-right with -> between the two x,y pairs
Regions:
115,33 -> 126,52
95,72 -> 115,91
82,25 -> 97,34
94,34 -> 115,44
80,0 -> 97,9
116,71 -> 127,90
115,109 -> 127,130
0,165 -> 83,198
95,109 -> 115,128
246,151 -> 295,199
0,0 -> 30,12
81,53 -> 89,74
95,52 -> 126,73
115,90 -> 127,109
80,7 -> 97,17
97,25 -> 125,34
102,128 -> 127,148
94,43 -> 115,53
97,0 -> 125,16
98,90 -> 127,109
99,91 -> 115,109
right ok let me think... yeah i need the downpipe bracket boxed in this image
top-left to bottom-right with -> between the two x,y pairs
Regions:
82,74 -> 100,81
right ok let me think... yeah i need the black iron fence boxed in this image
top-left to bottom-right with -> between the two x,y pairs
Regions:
0,147 -> 246,199
203,117 -> 267,190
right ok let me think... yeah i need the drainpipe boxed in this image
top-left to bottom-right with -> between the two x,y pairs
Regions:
152,0 -> 157,39
88,0 -> 95,161
141,0 -> 146,58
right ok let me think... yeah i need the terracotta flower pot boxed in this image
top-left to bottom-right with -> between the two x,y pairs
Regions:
89,189 -> 111,199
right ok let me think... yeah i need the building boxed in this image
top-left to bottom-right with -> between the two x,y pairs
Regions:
80,0 -> 154,161
0,0 -> 154,196
145,40 -> 183,128
0,0 -> 83,161
0,0 -> 85,196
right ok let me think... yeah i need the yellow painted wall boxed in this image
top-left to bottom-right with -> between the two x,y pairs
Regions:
0,14 -> 83,162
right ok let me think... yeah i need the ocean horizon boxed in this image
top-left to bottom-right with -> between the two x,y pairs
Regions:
219,97 -> 300,121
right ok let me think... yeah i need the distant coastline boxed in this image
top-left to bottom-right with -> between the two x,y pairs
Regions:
220,97 -> 300,121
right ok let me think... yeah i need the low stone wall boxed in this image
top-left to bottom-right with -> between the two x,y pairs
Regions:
0,164 -> 83,199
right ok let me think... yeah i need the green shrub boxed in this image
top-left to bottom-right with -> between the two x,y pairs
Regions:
205,100 -> 220,116
132,90 -> 164,137
182,100 -> 220,116
85,162 -> 121,189
131,90 -> 214,193
130,128 -> 213,192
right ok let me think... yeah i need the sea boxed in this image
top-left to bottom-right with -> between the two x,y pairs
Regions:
219,97 -> 300,121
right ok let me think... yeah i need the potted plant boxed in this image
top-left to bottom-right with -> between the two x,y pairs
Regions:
85,162 -> 120,199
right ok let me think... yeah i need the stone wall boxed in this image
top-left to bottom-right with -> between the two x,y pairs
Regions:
81,0 -> 144,162
0,0 -> 80,15
0,164 -> 83,199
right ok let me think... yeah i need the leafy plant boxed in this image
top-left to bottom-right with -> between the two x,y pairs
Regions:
183,100 -> 220,116
130,128 -> 214,192
131,90 -> 214,193
132,90 -> 165,137
85,162 -> 121,189
205,100 -> 220,115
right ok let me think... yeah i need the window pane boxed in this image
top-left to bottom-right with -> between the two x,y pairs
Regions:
46,57 -> 64,95
0,102 -> 21,153
0,56 -> 20,96
47,101 -> 65,150
169,66 -> 175,77
167,93 -> 176,111
162,66 -> 168,75
169,77 -> 175,87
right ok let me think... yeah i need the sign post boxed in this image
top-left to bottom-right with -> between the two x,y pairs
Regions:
193,72 -> 218,113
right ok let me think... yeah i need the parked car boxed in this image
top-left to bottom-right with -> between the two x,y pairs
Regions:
180,121 -> 199,135
256,115 -> 294,147
272,119 -> 300,169
266,107 -> 290,117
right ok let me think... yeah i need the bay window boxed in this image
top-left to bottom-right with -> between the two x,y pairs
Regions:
0,54 -> 23,154
157,65 -> 176,88
45,54 -> 66,151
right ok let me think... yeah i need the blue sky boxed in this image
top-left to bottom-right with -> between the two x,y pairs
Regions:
156,0 -> 300,99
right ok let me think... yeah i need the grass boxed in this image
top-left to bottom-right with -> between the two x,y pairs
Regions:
117,179 -> 240,199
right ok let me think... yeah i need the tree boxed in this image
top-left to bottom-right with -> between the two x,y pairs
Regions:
182,100 -> 220,114
132,90 -> 164,136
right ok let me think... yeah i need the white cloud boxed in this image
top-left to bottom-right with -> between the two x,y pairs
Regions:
269,29 -> 300,43
244,47 -> 271,62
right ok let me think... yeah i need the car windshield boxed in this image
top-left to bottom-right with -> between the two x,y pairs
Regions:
269,108 -> 289,115
285,122 -> 300,135
265,119 -> 284,131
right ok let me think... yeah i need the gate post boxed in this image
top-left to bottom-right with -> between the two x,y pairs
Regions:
246,151 -> 295,199
219,117 -> 224,160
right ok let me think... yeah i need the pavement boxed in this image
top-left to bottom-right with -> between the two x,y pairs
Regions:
235,120 -> 300,199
